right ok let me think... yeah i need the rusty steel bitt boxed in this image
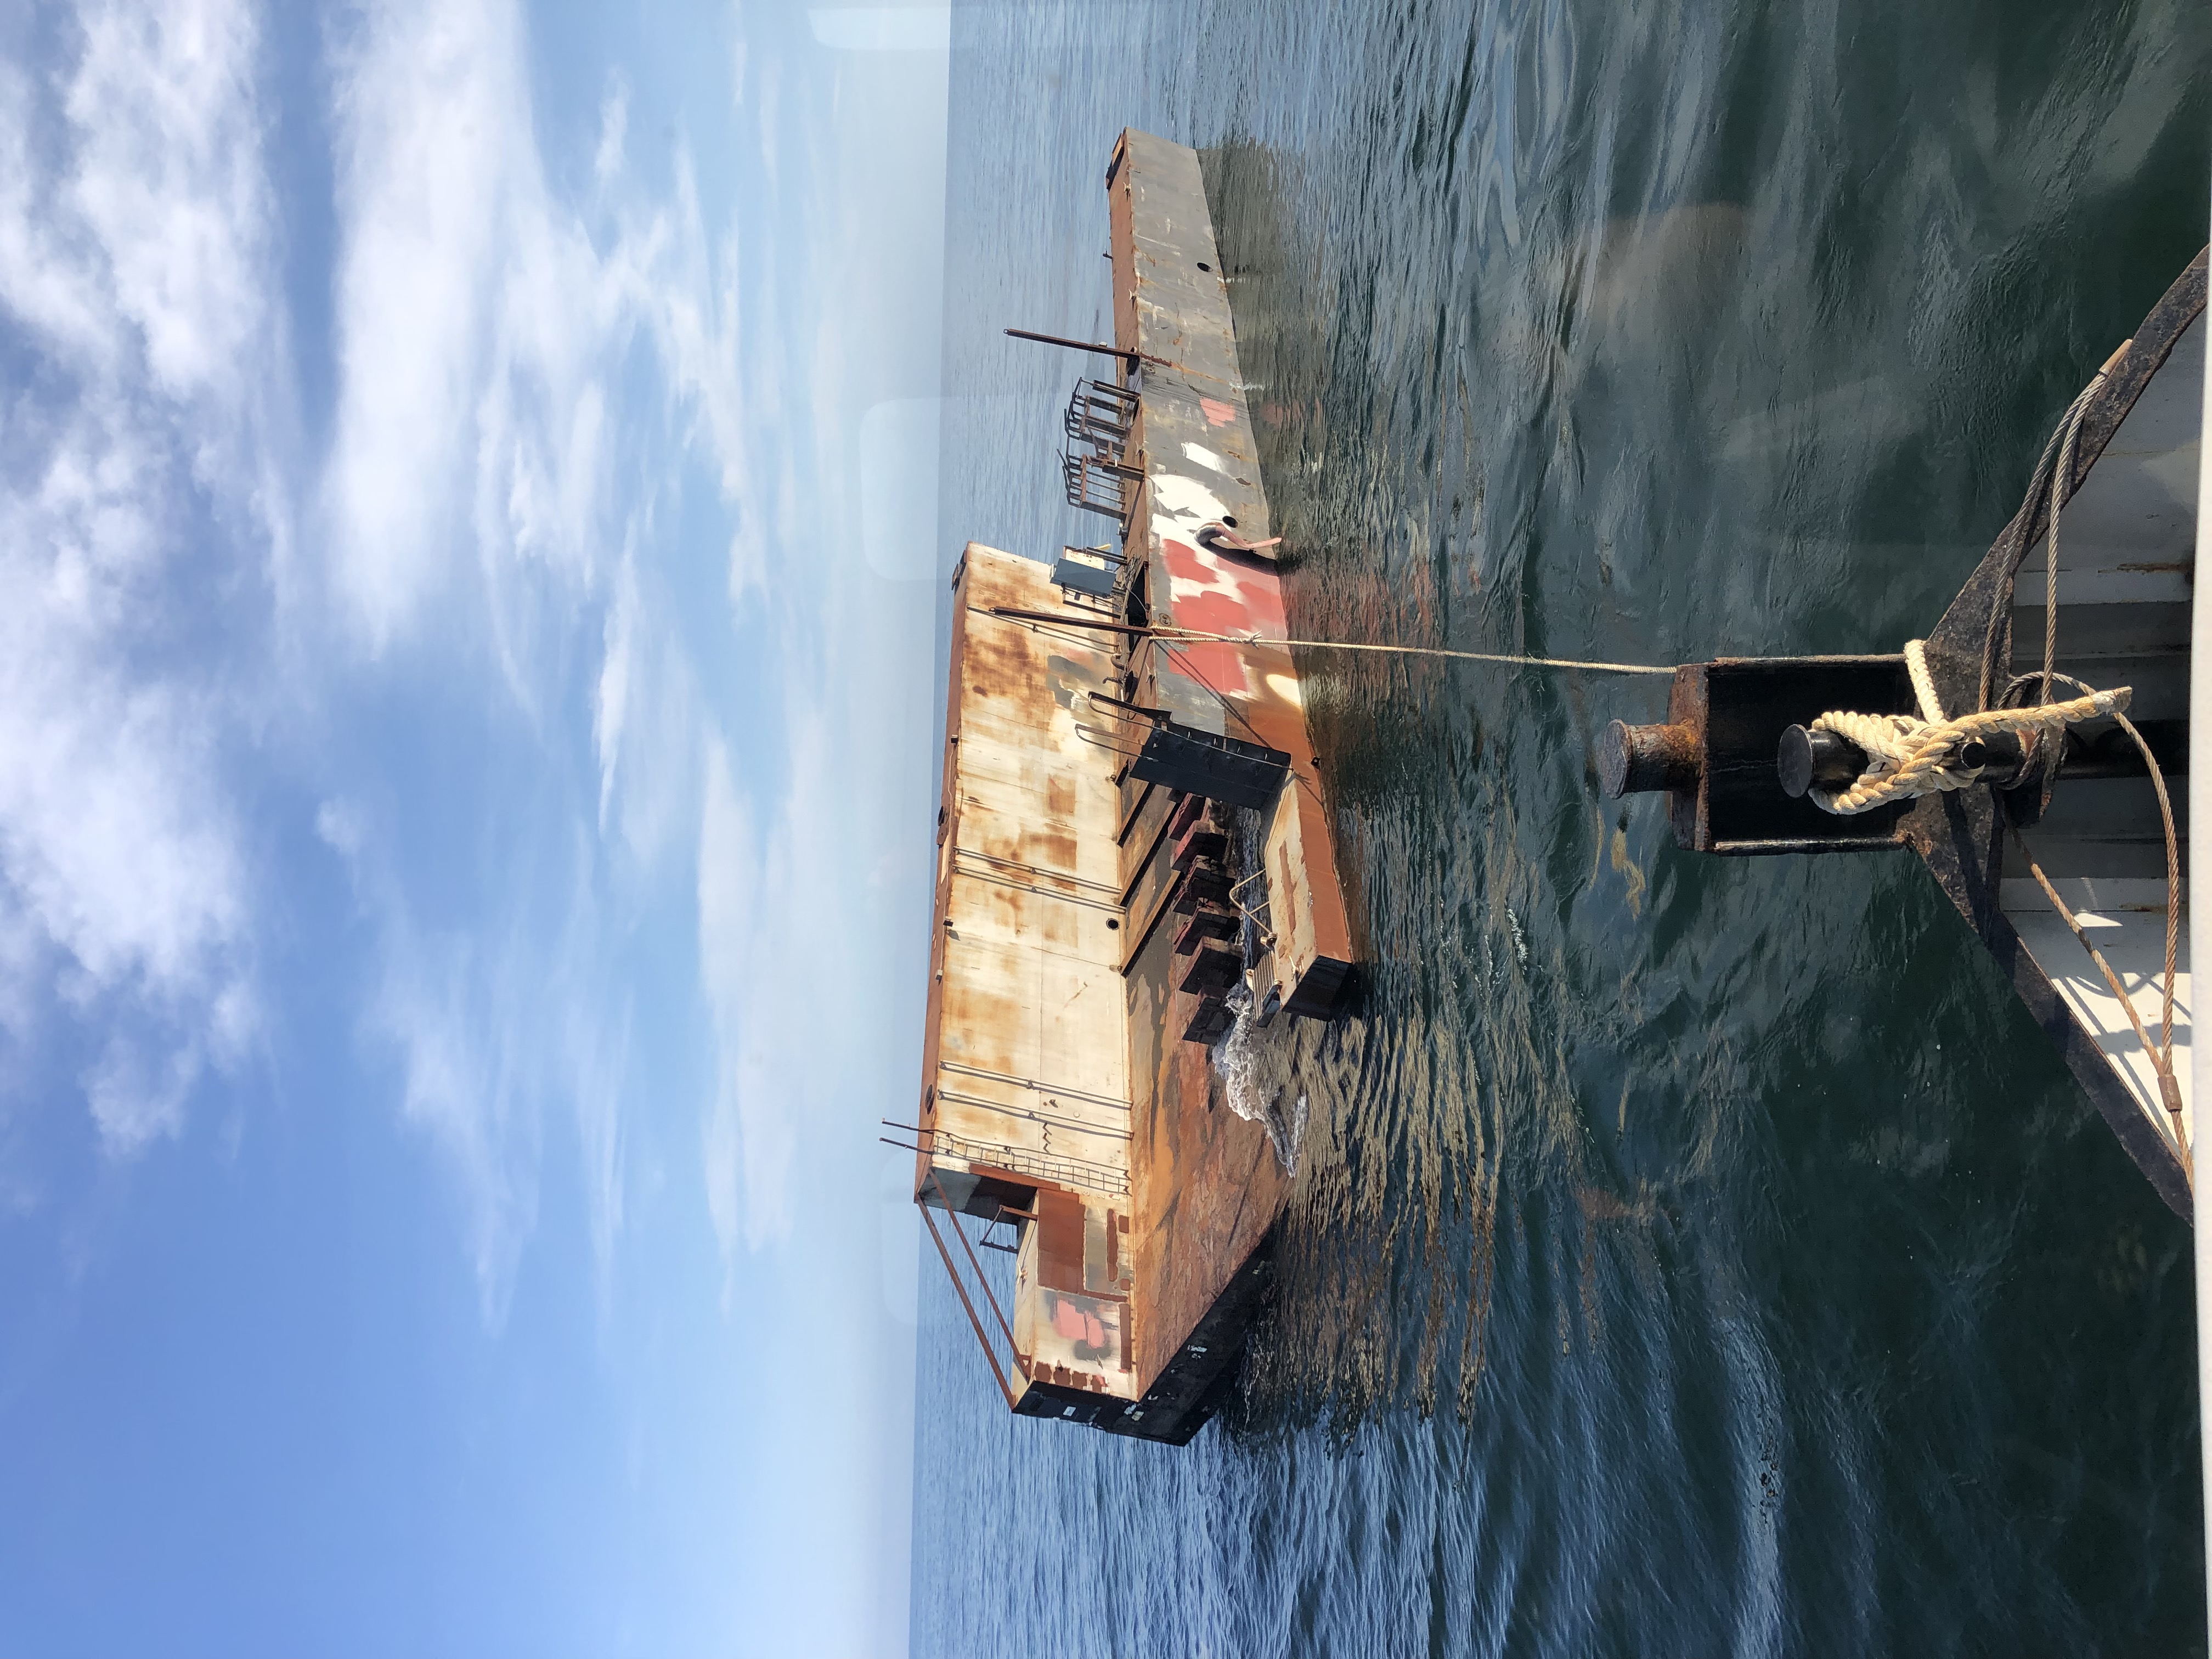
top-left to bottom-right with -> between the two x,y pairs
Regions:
1600,720 -> 1700,797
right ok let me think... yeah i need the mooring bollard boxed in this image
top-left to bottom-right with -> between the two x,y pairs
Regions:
1599,720 -> 1700,798
1776,724 -> 2035,799
1775,726 -> 1868,799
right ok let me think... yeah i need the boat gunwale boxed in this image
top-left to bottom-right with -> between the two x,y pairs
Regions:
1907,249 -> 2209,1221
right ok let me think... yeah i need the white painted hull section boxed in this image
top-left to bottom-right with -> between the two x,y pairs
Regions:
2003,878 -> 2191,1158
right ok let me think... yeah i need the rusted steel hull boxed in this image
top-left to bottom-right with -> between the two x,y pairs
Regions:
910,132 -> 1362,1446
1107,128 -> 1357,1020
1104,131 -> 1354,1438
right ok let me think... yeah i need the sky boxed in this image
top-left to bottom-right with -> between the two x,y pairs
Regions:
0,1 -> 953,1653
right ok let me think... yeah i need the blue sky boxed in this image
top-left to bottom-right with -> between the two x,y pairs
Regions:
0,1 -> 951,1652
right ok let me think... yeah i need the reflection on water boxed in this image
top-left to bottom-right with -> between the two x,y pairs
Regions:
917,1 -> 2210,1653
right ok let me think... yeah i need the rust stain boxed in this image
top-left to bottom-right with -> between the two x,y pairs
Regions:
1036,828 -> 1079,871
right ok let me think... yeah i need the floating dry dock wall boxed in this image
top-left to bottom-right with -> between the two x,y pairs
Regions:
1105,129 -> 1357,1024
915,549 -> 1142,1418
914,546 -> 1301,1443
906,131 -> 1357,1444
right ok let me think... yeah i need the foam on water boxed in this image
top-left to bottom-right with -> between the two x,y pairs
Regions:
1207,987 -> 1308,1176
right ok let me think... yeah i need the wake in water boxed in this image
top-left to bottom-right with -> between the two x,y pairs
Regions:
1208,986 -> 1308,1175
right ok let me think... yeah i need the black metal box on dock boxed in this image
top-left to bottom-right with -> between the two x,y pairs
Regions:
1130,721 -> 1290,811
1049,546 -> 1121,600
1662,656 -> 1919,854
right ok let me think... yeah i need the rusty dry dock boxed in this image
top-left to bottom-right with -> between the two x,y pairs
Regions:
900,131 -> 1356,1444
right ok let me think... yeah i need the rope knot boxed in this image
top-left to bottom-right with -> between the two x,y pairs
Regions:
1805,686 -> 2130,815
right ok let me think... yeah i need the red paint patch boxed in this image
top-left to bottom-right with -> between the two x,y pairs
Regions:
1199,396 -> 1235,427
1160,539 -> 1289,635
1156,537 -> 1307,699
1164,637 -> 1252,696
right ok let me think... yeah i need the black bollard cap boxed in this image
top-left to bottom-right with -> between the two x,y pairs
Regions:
1777,726 -> 1816,799
1598,721 -> 1632,799
1778,724 -> 1871,798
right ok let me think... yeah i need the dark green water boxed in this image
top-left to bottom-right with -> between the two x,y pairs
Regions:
916,2 -> 2211,1652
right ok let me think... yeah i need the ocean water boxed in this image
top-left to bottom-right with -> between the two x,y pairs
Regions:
913,2 -> 2212,1654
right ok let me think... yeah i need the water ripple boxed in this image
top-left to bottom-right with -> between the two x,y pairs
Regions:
915,1 -> 2210,1654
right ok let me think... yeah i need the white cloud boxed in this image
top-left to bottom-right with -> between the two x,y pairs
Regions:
323,0 -> 622,664
697,713 -> 857,1275
364,912 -> 541,1322
0,0 -> 275,1156
0,0 -> 924,1348
65,0 -> 270,407
594,565 -> 637,828
697,737 -> 796,1269
755,63 -> 779,187
692,577 -> 940,1290
317,0 -> 782,1313
627,157 -> 768,604
82,1032 -> 200,1157
323,0 -> 510,647
323,791 -> 636,1325
565,982 -> 631,1310
322,0 -> 769,668
592,75 -> 628,184
594,549 -> 703,868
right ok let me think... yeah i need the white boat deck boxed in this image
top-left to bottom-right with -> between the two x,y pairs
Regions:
2003,877 -> 2192,1159
2006,309 -> 2200,1170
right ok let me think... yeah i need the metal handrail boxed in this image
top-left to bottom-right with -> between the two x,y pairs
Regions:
1228,867 -> 1276,949
1064,452 -> 1139,520
915,1124 -> 1130,1197
1064,379 -> 1138,454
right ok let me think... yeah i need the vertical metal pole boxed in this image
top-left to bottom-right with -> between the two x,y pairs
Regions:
919,1203 -> 1016,1409
928,1169 -> 1019,1355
